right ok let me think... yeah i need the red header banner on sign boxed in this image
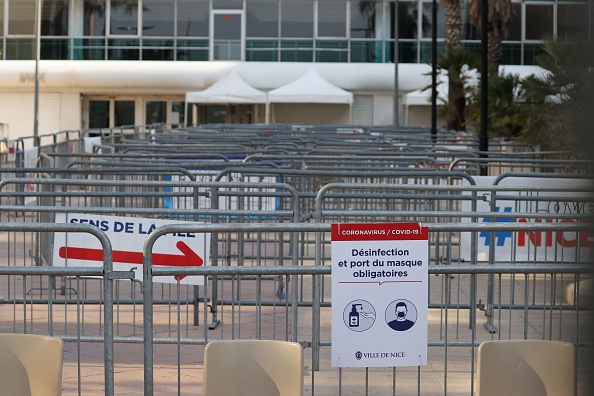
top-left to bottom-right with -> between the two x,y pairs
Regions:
331,223 -> 428,242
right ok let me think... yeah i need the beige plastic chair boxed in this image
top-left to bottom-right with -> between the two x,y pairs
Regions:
0,334 -> 64,396
203,339 -> 304,396
476,339 -> 575,396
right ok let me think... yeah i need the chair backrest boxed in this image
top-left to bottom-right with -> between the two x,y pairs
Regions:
476,339 -> 575,396
203,339 -> 304,396
0,334 -> 64,396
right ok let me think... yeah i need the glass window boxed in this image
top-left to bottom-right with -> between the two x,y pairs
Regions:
421,1 -> 445,39
350,0 -> 378,39
89,100 -> 110,129
399,1 -> 419,40
114,100 -> 135,126
525,4 -> 553,40
557,3 -> 589,37
142,0 -> 173,37
201,105 -> 227,124
398,41 -> 418,63
41,38 -> 69,59
246,40 -> 278,61
84,0 -> 106,36
110,0 -> 139,35
9,0 -> 35,35
212,0 -> 242,9
171,101 -> 185,127
142,46 -> 174,60
350,40 -> 381,62
317,0 -> 346,37
506,2 -> 522,41
316,40 -> 348,62
146,101 -> 167,124
281,0 -> 313,38
246,0 -> 278,37
0,0 -> 3,37
213,13 -> 242,60
523,42 -> 544,65
5,38 -> 36,59
177,0 -> 209,37
229,104 -> 253,124
502,43 -> 522,65
281,40 -> 313,61
41,0 -> 68,36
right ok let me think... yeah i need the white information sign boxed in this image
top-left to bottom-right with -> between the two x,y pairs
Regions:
24,146 -> 38,205
7,140 -> 15,161
83,137 -> 101,154
53,213 -> 210,285
331,223 -> 429,368
460,176 -> 593,262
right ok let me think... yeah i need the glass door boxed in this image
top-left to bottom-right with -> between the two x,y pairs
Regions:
86,98 -> 136,129
211,10 -> 244,60
145,101 -> 167,125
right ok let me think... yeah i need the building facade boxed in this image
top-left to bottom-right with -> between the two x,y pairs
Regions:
0,0 -> 591,139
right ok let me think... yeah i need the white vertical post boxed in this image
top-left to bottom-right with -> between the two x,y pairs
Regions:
34,0 -> 42,147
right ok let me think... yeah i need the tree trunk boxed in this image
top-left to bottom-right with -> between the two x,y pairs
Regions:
441,1 -> 463,130
447,74 -> 467,131
488,27 -> 503,71
443,0 -> 462,51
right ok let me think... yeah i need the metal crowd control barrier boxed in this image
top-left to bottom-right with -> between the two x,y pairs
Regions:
481,172 -> 594,333
0,222 -> 116,396
141,221 -> 594,396
449,157 -> 592,175
0,177 -> 300,330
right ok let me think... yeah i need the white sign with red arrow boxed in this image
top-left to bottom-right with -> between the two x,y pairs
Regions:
53,213 -> 210,285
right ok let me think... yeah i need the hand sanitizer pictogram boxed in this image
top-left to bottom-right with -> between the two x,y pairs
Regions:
349,304 -> 362,327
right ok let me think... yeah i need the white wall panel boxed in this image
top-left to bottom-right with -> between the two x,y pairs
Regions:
0,93 -> 61,140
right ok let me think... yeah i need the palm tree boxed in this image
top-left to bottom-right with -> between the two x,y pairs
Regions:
431,48 -> 481,131
521,34 -> 594,157
468,0 -> 514,71
467,72 -> 527,138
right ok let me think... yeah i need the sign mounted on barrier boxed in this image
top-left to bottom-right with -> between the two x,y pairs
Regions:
24,146 -> 38,205
460,177 -> 593,262
331,222 -> 428,368
53,213 -> 210,285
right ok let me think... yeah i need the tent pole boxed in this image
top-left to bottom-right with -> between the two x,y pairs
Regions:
349,104 -> 353,124
265,102 -> 270,124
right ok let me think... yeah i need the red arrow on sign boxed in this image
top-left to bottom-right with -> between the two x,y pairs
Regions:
58,241 -> 203,280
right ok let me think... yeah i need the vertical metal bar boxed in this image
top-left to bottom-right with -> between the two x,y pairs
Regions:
393,0 -> 399,127
77,277 -> 82,396
479,0 -> 489,174
574,273 -> 580,395
256,274 -> 262,339
312,227 -> 322,371
470,272 -> 477,395
34,0 -> 41,148
143,246 -> 154,395
430,0 -> 437,143
484,190 -> 496,333
177,280 -> 181,396
523,273 -> 529,339
444,273 -> 449,394
417,365 -> 421,395
338,367 -> 342,396
365,367 -> 369,396
392,367 -> 396,396
102,237 -> 115,396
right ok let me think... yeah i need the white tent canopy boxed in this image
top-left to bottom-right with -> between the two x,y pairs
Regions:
185,71 -> 267,104
267,70 -> 354,104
